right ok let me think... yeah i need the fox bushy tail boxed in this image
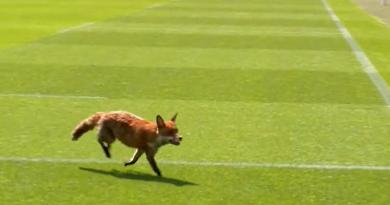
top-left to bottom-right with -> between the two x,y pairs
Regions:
72,113 -> 102,141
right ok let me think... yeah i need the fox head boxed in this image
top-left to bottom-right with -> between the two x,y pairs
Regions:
156,113 -> 182,146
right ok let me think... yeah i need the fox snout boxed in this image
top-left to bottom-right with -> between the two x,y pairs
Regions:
170,136 -> 182,145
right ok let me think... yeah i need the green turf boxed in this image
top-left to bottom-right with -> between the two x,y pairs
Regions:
0,0 -> 389,204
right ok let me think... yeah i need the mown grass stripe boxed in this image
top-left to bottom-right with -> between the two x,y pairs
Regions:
169,2 -> 323,9
1,157 -> 389,171
41,31 -> 348,51
140,10 -> 329,20
0,65 -> 382,104
117,15 -> 335,28
0,46 -> 364,73
81,23 -> 340,37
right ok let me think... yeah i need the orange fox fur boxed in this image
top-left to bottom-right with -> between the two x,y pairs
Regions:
72,111 -> 181,176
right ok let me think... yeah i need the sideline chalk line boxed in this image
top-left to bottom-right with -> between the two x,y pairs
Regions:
320,0 -> 390,105
58,22 -> 95,33
0,93 -> 107,100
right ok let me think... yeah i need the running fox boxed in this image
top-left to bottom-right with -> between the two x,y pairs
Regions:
71,111 -> 182,176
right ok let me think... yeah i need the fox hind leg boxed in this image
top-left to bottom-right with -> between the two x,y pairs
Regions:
98,141 -> 111,158
97,125 -> 115,158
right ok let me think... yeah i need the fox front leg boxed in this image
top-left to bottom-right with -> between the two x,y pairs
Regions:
145,149 -> 162,177
124,149 -> 144,166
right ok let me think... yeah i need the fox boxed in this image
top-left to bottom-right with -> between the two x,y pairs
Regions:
71,111 -> 182,177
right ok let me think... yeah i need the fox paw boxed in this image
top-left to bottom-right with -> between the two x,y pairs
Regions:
124,161 -> 135,166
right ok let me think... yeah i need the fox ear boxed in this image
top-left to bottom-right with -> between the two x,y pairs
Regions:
171,113 -> 178,122
156,115 -> 165,128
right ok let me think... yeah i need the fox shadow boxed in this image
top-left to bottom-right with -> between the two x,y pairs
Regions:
79,167 -> 197,187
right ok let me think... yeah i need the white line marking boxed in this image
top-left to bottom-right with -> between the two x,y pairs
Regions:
0,157 -> 114,164
1,157 -> 389,171
146,0 -> 183,10
321,0 -> 390,105
0,93 -> 107,100
372,16 -> 388,26
160,160 -> 390,171
58,22 -> 95,33
147,3 -> 163,9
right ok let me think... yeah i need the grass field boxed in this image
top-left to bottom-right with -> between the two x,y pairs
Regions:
0,0 -> 389,204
